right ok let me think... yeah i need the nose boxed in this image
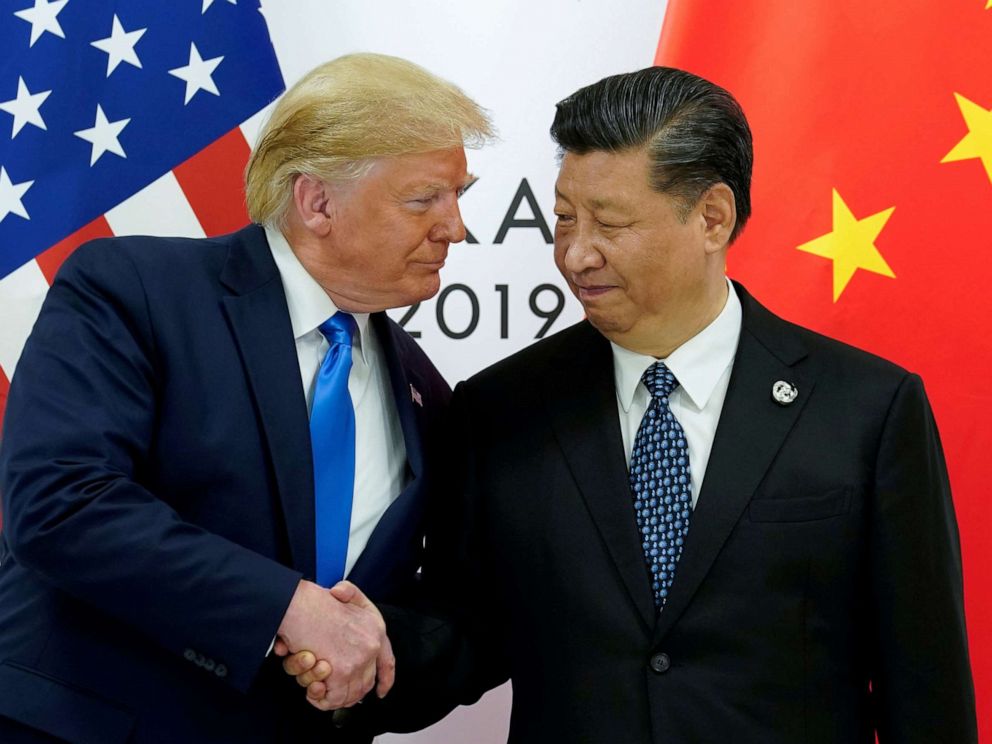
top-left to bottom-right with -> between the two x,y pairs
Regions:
430,197 -> 467,244
558,228 -> 604,275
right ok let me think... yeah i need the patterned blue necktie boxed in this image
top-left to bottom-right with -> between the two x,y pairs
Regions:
310,312 -> 357,587
628,362 -> 692,610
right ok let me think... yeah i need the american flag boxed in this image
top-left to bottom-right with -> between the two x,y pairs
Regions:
0,0 -> 285,431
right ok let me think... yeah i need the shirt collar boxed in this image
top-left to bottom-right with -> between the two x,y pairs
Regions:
612,279 -> 742,413
264,224 -> 371,364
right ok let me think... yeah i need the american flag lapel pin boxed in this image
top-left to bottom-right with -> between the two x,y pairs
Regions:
410,383 -> 423,407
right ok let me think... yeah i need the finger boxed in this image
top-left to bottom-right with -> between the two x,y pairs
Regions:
323,682 -> 348,710
273,638 -> 289,657
344,659 -> 376,709
307,680 -> 327,700
343,674 -> 364,709
329,580 -> 358,603
343,661 -> 374,708
312,658 -> 334,681
307,694 -> 336,712
296,659 -> 332,687
376,633 -> 396,698
282,651 -> 315,676
357,662 -> 376,704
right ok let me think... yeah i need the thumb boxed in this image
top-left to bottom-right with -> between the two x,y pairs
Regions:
329,580 -> 366,605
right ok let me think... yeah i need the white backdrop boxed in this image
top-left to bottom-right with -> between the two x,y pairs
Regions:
258,2 -> 669,740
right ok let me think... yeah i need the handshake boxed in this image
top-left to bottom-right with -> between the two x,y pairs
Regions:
274,579 -> 394,711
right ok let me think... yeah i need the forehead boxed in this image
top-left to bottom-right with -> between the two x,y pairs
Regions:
370,146 -> 469,191
555,147 -> 654,207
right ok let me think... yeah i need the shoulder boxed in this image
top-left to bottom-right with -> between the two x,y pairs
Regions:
50,226 -> 271,322
59,230 -> 239,288
737,287 -> 918,418
740,286 -> 910,382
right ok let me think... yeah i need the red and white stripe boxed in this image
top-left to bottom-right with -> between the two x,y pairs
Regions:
0,106 -> 273,432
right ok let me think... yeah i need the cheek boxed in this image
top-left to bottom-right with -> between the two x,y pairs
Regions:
373,230 -> 423,271
616,251 -> 670,299
405,230 -> 438,262
375,214 -> 427,249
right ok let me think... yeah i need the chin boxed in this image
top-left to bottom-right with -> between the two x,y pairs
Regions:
584,311 -> 620,334
585,306 -> 635,337
410,274 -> 443,304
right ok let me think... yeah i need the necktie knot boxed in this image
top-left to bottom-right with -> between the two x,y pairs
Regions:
319,312 -> 357,348
642,361 -> 679,400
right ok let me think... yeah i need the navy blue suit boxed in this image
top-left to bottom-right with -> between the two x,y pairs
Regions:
374,285 -> 976,743
0,225 -> 450,743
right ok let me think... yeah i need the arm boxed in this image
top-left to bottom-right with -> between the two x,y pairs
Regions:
1,244 -> 296,692
380,381 -> 512,723
870,373 -> 977,742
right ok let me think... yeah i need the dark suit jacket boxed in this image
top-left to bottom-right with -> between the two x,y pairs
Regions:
0,225 -> 450,744
380,283 -> 975,743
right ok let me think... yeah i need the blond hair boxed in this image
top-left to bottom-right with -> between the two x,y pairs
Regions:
245,53 -> 494,226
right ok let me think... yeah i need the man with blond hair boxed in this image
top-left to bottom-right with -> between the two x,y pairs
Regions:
0,53 -> 491,743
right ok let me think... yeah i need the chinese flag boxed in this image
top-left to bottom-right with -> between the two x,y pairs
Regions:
657,0 -> 992,735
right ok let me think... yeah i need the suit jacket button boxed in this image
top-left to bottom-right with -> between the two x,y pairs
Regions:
183,648 -> 196,662
203,658 -> 216,672
215,664 -> 228,678
649,652 -> 671,674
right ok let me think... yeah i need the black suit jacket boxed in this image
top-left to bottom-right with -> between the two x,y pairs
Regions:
0,225 -> 450,744
381,283 -> 975,743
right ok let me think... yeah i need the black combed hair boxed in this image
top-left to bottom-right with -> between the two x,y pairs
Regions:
551,66 -> 753,242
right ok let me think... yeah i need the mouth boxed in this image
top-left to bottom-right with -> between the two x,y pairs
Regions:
412,258 -> 446,271
412,243 -> 449,272
573,283 -> 616,301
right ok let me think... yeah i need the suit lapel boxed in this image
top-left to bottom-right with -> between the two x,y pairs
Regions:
654,285 -> 813,642
347,314 -> 426,589
545,323 -> 657,631
219,226 -> 317,578
374,313 -> 425,480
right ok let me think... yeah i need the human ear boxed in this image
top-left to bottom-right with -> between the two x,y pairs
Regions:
700,183 -> 736,253
292,175 -> 333,237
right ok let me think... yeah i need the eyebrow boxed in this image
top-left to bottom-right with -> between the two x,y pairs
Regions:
404,173 -> 479,197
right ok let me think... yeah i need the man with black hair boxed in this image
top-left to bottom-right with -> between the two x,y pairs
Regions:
291,66 -> 976,743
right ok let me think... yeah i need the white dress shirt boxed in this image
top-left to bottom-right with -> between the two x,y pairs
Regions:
612,280 -> 742,508
266,226 -> 407,578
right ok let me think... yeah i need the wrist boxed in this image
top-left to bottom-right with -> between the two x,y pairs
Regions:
278,579 -> 319,649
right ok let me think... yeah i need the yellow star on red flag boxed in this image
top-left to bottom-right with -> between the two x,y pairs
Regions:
796,189 -> 896,302
942,93 -> 992,183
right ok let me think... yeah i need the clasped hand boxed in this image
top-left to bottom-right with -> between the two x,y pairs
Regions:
275,580 -> 394,711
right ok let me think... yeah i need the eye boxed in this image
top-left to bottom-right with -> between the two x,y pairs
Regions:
597,220 -> 629,230
554,213 -> 575,224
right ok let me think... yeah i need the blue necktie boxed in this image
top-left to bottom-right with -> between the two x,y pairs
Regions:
628,362 -> 692,609
310,312 -> 357,587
